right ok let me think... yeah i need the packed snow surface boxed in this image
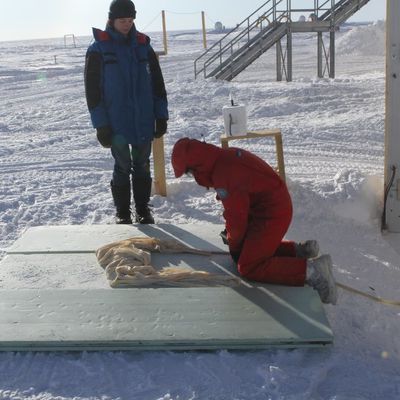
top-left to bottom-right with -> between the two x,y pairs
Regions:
1,22 -> 400,399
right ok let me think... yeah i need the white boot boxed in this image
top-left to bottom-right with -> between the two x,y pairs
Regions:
295,240 -> 319,259
306,254 -> 338,305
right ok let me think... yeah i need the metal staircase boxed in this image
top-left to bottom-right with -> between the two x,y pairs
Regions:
194,0 -> 371,81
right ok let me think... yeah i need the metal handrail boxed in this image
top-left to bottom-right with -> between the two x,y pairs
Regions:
318,0 -> 357,22
195,0 -> 277,60
194,0 -> 286,78
202,11 -> 283,76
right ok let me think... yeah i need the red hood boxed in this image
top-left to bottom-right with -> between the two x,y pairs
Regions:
171,138 -> 222,188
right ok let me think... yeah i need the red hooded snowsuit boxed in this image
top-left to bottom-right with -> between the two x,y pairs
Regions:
171,138 -> 307,286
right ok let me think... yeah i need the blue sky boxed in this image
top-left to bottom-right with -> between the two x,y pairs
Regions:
0,0 -> 385,42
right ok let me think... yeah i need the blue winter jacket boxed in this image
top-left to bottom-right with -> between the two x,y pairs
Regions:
84,26 -> 168,145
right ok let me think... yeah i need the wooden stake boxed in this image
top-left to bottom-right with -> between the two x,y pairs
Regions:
162,10 -> 168,55
153,136 -> 167,197
201,11 -> 207,49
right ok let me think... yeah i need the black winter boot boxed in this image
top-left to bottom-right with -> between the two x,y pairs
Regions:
135,205 -> 154,224
132,175 -> 154,224
110,181 -> 132,224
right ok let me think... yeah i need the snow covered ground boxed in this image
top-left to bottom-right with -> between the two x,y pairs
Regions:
1,21 -> 400,399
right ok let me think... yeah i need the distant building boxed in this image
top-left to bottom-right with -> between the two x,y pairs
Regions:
308,13 -> 317,22
214,22 -> 225,32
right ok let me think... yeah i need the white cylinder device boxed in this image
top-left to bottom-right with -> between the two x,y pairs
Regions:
222,105 -> 247,136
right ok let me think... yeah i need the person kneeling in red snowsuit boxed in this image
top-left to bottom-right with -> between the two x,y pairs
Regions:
171,137 -> 307,286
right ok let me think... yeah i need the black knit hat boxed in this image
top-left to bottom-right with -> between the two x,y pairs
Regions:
108,0 -> 136,19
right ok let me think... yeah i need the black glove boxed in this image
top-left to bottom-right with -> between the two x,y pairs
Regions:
220,229 -> 228,245
154,119 -> 168,138
96,126 -> 112,148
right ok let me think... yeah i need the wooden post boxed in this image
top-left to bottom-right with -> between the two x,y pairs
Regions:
151,51 -> 167,197
162,10 -> 168,55
274,132 -> 286,182
153,136 -> 167,197
201,11 -> 207,49
384,0 -> 400,231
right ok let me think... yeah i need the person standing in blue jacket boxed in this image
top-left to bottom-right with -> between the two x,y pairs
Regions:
84,0 -> 169,224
